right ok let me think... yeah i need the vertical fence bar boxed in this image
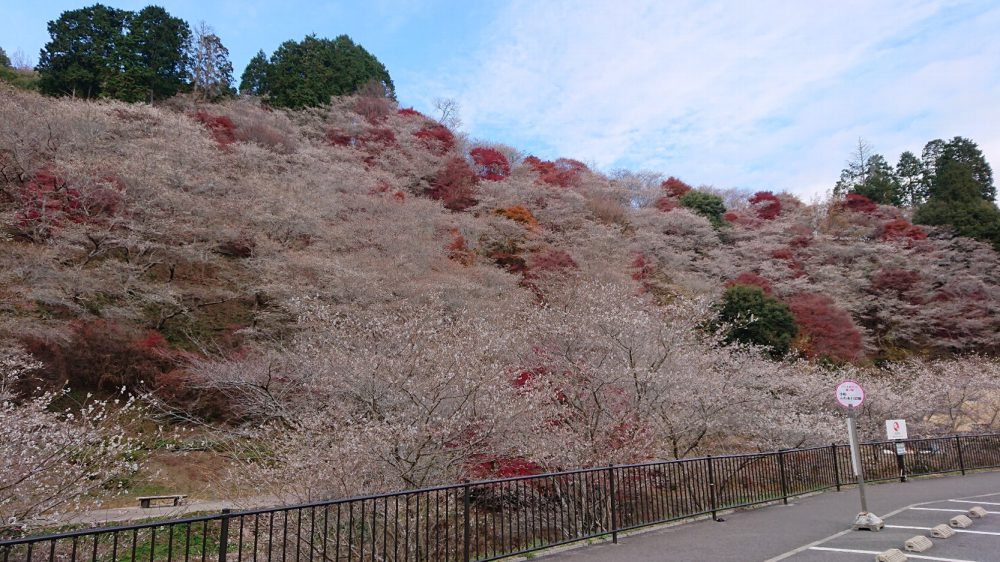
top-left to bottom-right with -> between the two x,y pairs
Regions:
706,456 -> 718,522
607,465 -> 618,544
218,509 -> 231,562
462,483 -> 471,562
831,444 -> 841,491
778,451 -> 789,505
956,436 -> 966,475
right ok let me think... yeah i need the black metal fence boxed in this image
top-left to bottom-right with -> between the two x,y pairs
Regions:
4,433 -> 1000,561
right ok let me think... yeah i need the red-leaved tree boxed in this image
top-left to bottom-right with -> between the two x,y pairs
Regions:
427,158 -> 478,211
786,293 -> 864,363
749,191 -> 781,220
470,147 -> 511,181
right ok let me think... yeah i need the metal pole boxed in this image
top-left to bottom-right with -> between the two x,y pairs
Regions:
463,483 -> 471,562
778,450 -> 789,505
608,464 -> 618,544
956,436 -> 966,475
831,443 -> 842,491
846,406 -> 869,513
218,508 -> 231,562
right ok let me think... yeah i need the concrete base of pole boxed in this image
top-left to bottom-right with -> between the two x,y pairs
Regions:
853,511 -> 885,531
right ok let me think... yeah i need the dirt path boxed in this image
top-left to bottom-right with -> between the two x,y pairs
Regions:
59,495 -> 283,526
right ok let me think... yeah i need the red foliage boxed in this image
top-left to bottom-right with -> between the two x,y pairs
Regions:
193,111 -> 237,147
655,197 -> 679,212
871,268 -> 921,296
446,228 -> 475,266
661,176 -> 692,198
470,147 -> 511,181
362,127 -> 396,147
523,156 -> 587,187
414,124 -> 456,155
20,320 -> 177,391
396,107 -> 423,117
880,219 -> 928,242
725,272 -> 773,295
495,205 -> 539,229
786,293 -> 863,363
724,211 -> 739,222
631,254 -> 655,282
468,456 -> 544,479
841,193 -> 877,214
530,249 -> 578,272
12,170 -> 123,239
325,129 -> 354,147
771,248 -> 806,277
748,191 -> 781,220
427,158 -> 478,211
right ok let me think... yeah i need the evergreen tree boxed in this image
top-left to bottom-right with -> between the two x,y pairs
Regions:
935,137 -> 995,202
852,154 -> 902,206
717,285 -> 798,358
833,138 -> 874,198
37,4 -> 130,98
119,5 -> 190,102
679,190 -> 727,227
254,34 -> 394,108
0,48 -> 10,68
239,50 -> 269,96
188,22 -> 234,100
896,151 -> 926,207
915,157 -> 1000,250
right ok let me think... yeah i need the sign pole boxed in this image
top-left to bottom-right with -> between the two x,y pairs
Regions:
846,405 -> 869,513
834,380 -> 883,531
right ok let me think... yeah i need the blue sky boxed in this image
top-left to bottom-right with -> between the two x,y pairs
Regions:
5,1 -> 1000,199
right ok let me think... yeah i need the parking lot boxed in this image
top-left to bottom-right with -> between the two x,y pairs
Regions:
772,494 -> 1000,561
537,471 -> 1000,561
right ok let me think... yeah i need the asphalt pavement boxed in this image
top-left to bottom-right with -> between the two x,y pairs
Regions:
534,471 -> 1000,562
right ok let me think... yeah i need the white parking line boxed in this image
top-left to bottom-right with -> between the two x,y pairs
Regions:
950,500 -> 1000,506
886,524 -> 1000,536
910,507 -> 1000,514
809,546 -> 978,561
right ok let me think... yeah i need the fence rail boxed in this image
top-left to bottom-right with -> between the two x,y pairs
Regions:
4,433 -> 1000,561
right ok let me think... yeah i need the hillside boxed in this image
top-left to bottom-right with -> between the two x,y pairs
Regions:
2,86 -> 1000,516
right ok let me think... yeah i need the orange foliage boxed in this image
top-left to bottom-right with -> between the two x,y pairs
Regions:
495,205 -> 539,229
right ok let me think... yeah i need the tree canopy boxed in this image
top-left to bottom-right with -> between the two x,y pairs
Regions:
37,3 -> 190,102
717,285 -> 798,358
239,34 -> 394,108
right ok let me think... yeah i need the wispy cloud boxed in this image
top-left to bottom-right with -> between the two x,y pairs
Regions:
439,0 -> 1000,198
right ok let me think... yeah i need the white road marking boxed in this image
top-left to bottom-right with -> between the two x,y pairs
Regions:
886,524 -> 1000,536
809,546 -> 979,561
950,500 -> 1000,506
910,507 -> 1000,514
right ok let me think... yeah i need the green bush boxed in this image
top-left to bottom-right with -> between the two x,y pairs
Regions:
680,190 -> 727,227
717,285 -> 798,357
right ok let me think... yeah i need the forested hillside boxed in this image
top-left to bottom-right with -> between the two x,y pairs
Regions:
2,82 -> 1000,528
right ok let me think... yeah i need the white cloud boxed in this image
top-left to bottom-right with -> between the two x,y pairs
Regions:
439,0 -> 1000,198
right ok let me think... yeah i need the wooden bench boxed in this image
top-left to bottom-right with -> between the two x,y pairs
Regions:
138,494 -> 187,508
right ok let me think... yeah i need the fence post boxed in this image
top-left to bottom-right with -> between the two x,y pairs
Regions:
778,450 -> 789,505
218,508 -> 231,562
707,455 -> 719,521
956,436 -> 966,475
831,443 -> 841,491
463,483 -> 471,562
608,464 -> 618,544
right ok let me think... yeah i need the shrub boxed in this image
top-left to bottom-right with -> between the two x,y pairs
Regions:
523,156 -> 587,187
353,94 -> 392,124
661,176 -> 692,197
655,197 -> 679,212
470,147 -> 511,181
427,157 -> 478,211
495,205 -> 539,229
530,249 -> 578,272
446,229 -> 475,266
414,124 -> 456,155
192,111 -> 237,147
880,219 -> 927,242
786,293 -> 863,363
871,268 -> 920,296
748,191 -> 781,220
397,107 -> 423,117
716,285 -> 798,357
679,190 -> 727,227
325,128 -> 354,147
840,193 -> 877,213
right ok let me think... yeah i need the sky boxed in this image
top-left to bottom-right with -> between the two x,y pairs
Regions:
4,0 -> 1000,199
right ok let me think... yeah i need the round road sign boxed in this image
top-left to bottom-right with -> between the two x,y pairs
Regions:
835,380 -> 865,408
